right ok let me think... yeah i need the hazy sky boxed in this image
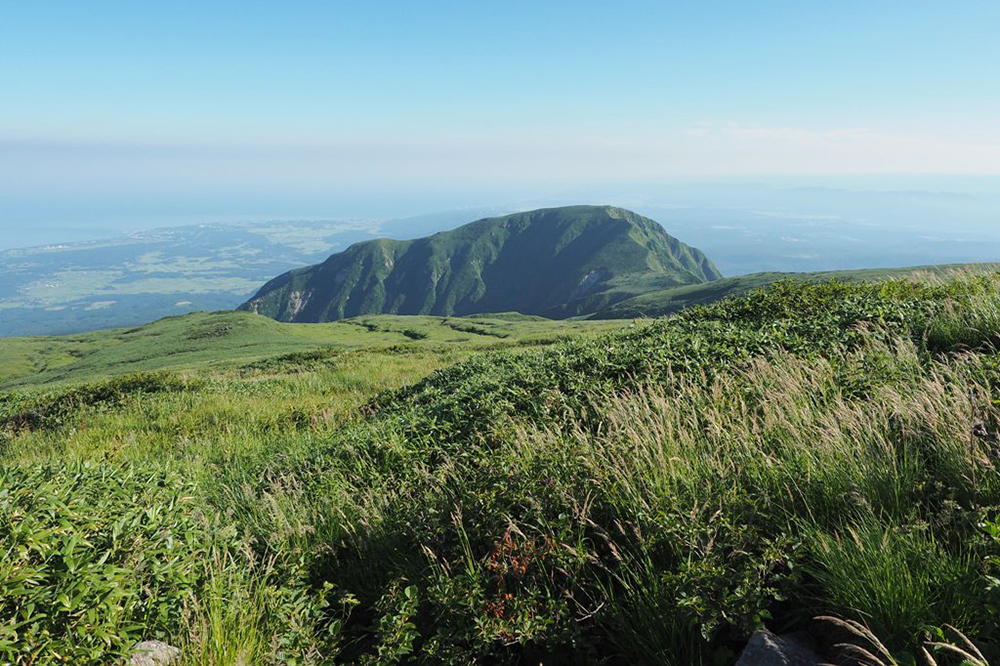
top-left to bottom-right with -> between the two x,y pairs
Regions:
2,1 -> 1000,244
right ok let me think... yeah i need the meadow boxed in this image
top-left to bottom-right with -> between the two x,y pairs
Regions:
2,275 -> 1000,664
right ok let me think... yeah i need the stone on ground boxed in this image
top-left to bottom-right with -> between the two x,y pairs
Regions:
734,629 -> 823,666
128,640 -> 181,666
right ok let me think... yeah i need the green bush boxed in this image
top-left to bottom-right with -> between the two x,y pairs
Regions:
0,372 -> 196,433
0,463 -> 234,662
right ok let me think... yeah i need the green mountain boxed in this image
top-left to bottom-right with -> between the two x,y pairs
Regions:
239,205 -> 721,321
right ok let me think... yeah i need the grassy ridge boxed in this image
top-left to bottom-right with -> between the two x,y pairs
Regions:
592,261 -> 1000,319
3,274 -> 1000,662
0,311 -> 627,389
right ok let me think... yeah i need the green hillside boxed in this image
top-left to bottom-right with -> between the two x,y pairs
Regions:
5,273 -> 1000,663
0,310 -> 627,389
592,261 -> 1000,318
240,205 -> 721,322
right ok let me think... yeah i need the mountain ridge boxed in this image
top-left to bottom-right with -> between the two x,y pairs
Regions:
240,205 -> 721,321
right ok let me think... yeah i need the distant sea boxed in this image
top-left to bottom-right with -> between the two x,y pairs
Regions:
2,224 -> 130,251
3,175 -> 1000,252
0,189 -> 507,251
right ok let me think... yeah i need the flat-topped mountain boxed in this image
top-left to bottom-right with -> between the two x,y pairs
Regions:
240,205 -> 721,321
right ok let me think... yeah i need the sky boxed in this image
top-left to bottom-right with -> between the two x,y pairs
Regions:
2,1 -> 1000,246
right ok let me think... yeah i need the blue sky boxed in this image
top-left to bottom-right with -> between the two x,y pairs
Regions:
1,1 -> 999,244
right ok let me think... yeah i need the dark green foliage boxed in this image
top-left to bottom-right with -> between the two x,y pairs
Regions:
466,312 -> 550,322
371,279 -> 942,444
441,320 -> 509,339
591,262 -> 1000,320
240,205 -> 721,322
238,347 -> 346,374
184,321 -> 237,340
0,463 -> 236,662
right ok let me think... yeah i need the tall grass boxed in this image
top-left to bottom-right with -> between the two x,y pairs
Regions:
804,518 -> 972,647
4,275 -> 1000,662
567,342 -> 995,647
178,548 -> 346,666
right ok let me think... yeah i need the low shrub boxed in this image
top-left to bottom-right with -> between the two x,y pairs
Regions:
0,462 -> 340,664
0,463 -> 232,662
0,372 -> 197,433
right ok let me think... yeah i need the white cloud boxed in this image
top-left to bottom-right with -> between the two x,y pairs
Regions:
676,122 -> 1000,174
3,120 -> 999,195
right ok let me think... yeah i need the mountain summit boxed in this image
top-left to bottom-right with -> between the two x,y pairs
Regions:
239,205 -> 721,321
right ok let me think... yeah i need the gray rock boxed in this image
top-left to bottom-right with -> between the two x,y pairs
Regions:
735,629 -> 823,666
128,640 -> 181,666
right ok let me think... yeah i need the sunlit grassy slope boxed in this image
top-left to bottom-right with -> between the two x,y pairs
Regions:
4,272 -> 1000,664
0,310 -> 626,389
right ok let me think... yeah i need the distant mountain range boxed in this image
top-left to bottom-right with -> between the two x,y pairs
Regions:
239,205 -> 722,321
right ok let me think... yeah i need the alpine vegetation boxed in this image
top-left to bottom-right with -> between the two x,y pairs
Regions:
3,272 -> 1000,663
